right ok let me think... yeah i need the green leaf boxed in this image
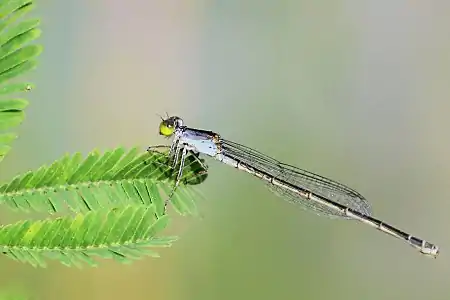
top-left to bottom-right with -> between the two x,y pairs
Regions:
0,109 -> 23,129
0,59 -> 37,84
0,19 -> 40,53
0,205 -> 179,268
0,147 -> 208,215
0,98 -> 27,111
0,0 -> 32,20
0,0 -> 42,162
0,44 -> 41,74
0,82 -> 32,94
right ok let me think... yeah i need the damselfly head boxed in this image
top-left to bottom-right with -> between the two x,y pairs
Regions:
159,116 -> 183,137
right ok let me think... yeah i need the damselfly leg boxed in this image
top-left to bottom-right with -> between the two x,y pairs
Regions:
147,144 -> 208,213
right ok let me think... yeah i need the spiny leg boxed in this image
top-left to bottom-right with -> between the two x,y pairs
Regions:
145,144 -> 175,168
172,143 -> 182,169
169,137 -> 180,158
181,151 -> 208,185
147,144 -> 170,152
180,151 -> 207,220
190,151 -> 209,171
147,138 -> 180,166
164,146 -> 188,211
148,137 -> 179,156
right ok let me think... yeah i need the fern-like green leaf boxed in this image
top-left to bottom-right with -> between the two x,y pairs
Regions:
0,0 -> 41,162
0,205 -> 178,268
0,147 -> 208,216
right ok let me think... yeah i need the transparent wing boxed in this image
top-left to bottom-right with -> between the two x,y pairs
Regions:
221,139 -> 372,218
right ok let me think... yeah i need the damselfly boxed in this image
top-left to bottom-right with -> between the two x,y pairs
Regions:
148,116 -> 439,257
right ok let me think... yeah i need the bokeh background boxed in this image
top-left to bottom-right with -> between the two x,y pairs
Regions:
0,0 -> 449,299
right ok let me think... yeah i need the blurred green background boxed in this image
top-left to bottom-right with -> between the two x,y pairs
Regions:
0,1 -> 449,299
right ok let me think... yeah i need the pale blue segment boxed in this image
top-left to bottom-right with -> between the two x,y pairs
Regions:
179,129 -> 219,157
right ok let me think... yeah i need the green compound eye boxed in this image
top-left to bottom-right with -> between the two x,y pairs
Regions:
158,116 -> 183,136
159,121 -> 175,136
